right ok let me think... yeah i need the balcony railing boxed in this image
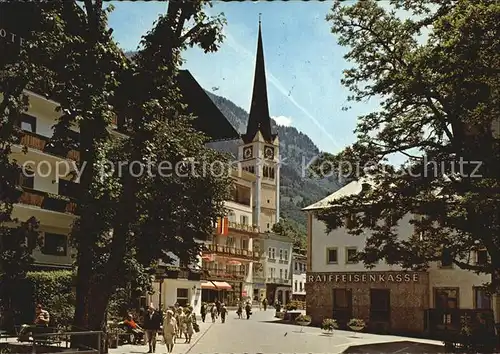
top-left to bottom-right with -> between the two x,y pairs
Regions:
20,131 -> 80,162
228,222 -> 260,233
266,277 -> 291,285
16,188 -> 77,215
202,267 -> 246,280
204,244 -> 260,259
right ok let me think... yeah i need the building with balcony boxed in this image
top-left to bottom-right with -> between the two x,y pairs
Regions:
292,251 -> 307,301
1,66 -> 241,273
200,169 -> 261,306
303,179 -> 498,338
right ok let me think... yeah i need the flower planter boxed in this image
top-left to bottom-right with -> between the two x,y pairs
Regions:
296,320 -> 311,326
349,325 -> 364,332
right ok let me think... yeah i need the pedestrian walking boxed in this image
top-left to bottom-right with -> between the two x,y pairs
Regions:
220,303 -> 227,323
262,298 -> 268,311
143,304 -> 162,353
210,303 -> 217,323
162,310 -> 177,353
183,310 -> 195,343
236,302 -> 243,319
200,302 -> 207,323
245,301 -> 252,320
215,298 -> 221,316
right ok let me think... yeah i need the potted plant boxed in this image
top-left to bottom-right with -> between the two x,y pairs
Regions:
295,314 -> 312,333
348,318 -> 366,337
321,318 -> 338,334
107,322 -> 119,348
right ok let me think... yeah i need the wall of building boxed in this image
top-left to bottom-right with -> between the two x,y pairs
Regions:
292,259 -> 306,296
308,212 -> 491,310
261,236 -> 293,281
149,279 -> 202,315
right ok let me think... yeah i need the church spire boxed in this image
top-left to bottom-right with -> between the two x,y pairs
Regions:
242,15 -> 275,144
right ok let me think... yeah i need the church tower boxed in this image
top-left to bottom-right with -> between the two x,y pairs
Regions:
238,17 -> 280,232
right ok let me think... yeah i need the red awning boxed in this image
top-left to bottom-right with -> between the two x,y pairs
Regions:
201,281 -> 216,290
212,281 -> 232,290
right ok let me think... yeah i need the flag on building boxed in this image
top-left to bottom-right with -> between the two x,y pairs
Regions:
216,216 -> 229,235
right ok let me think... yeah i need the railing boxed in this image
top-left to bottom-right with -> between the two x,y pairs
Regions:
202,267 -> 246,280
17,188 -> 78,215
228,222 -> 260,233
0,329 -> 102,354
267,277 -> 291,285
20,131 -> 80,162
204,244 -> 260,259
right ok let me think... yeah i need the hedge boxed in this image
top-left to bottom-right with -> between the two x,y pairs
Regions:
1,270 -> 75,329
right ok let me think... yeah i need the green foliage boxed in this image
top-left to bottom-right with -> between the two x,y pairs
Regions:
1,0 -> 234,334
26,271 -> 75,328
312,0 -> 500,291
321,318 -> 338,332
347,318 -> 365,329
272,219 -> 306,249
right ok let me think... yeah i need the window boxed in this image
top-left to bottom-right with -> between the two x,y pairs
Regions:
477,250 -> 488,265
240,215 -> 249,225
435,288 -> 459,309
241,238 -> 248,250
294,280 -> 297,292
268,247 -> 275,259
269,267 -> 275,278
42,233 -> 67,256
299,282 -> 303,292
333,289 -> 351,309
284,250 -> 288,261
295,262 -> 298,271
19,114 -> 36,132
284,269 -> 288,279
279,249 -> 283,260
326,248 -> 338,264
474,287 -> 491,309
267,223 -> 270,229
226,237 -> 235,247
176,288 -> 189,307
346,247 -> 358,264
370,289 -> 390,321
279,269 -> 283,279
440,248 -> 453,267
18,171 -> 34,189
228,211 -> 236,223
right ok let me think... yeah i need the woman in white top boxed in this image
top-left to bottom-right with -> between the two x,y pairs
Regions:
163,310 -> 177,353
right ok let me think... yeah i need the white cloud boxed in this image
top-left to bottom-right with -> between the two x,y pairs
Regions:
272,115 -> 293,127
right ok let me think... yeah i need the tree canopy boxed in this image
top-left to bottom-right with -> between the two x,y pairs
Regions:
0,0 -> 232,336
312,0 -> 500,291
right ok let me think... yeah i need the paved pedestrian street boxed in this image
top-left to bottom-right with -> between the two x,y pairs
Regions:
110,309 -> 444,354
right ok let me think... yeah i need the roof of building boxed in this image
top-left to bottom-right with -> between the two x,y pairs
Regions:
302,179 -> 374,211
241,20 -> 277,144
177,70 -> 240,142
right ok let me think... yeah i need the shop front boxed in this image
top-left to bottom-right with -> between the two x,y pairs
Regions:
306,271 -> 429,334
201,280 -> 243,306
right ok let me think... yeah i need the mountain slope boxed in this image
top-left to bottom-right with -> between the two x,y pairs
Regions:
206,91 -> 340,229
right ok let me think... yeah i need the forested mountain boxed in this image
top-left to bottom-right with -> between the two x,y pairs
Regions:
206,91 -> 341,235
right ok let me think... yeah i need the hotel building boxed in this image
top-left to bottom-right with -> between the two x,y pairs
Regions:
303,180 -> 498,337
148,19 -> 291,309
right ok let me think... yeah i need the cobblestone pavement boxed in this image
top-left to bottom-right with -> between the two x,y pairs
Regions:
110,308 -> 444,354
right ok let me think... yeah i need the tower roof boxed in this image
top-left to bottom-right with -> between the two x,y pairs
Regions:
242,16 -> 277,144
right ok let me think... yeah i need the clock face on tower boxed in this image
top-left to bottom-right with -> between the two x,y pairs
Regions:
243,146 -> 253,159
264,146 -> 274,159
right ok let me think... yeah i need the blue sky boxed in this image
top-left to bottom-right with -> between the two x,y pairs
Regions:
107,1 -> 382,156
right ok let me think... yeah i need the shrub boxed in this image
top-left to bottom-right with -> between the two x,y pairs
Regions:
26,270 -> 75,328
321,318 -> 338,332
284,300 -> 301,311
